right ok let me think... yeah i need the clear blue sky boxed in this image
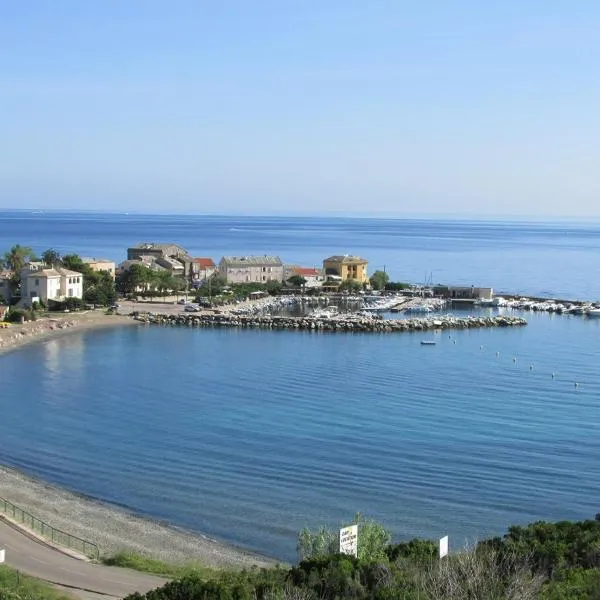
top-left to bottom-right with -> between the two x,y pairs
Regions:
1,1 -> 599,216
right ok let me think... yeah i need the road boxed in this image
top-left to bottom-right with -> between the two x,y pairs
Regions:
0,520 -> 167,599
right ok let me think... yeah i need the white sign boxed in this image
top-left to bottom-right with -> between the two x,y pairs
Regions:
339,525 -> 358,557
439,535 -> 449,558
0,549 -> 5,563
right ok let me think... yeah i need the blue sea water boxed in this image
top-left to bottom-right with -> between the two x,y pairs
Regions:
1,209 -> 600,299
1,211 -> 600,562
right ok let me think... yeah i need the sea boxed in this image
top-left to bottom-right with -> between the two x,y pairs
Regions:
1,210 -> 600,562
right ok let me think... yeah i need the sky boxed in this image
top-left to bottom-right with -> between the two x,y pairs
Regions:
1,1 -> 599,217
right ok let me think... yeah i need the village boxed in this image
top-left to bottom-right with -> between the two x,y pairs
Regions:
0,241 -> 498,317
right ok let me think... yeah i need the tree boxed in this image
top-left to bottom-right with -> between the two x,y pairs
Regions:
339,279 -> 364,293
42,248 -> 62,267
370,270 -> 390,291
61,254 -> 86,272
116,264 -> 153,295
287,275 -> 307,289
3,244 -> 38,272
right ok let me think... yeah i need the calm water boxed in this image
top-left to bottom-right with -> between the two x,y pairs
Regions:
1,212 -> 600,561
1,210 -> 600,298
1,311 -> 600,560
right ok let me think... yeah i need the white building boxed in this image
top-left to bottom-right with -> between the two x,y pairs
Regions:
21,268 -> 84,306
218,256 -> 284,284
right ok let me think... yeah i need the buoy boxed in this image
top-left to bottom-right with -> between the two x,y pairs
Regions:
552,372 -> 556,378
530,364 -> 534,371
575,382 -> 580,388
513,357 -> 517,363
496,351 -> 500,357
453,340 -> 456,345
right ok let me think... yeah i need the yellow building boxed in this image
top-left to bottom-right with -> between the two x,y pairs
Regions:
322,255 -> 369,283
82,258 -> 116,278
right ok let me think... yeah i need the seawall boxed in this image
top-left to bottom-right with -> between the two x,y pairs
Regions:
132,312 -> 527,332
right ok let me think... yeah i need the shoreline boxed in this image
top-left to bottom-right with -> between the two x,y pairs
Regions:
0,464 -> 278,569
0,311 -> 140,356
0,311 -> 278,568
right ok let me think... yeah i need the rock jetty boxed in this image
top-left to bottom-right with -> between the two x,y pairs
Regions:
132,312 -> 527,333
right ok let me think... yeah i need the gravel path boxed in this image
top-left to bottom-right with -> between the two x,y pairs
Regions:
0,466 -> 277,568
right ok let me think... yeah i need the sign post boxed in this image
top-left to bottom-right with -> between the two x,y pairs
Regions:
439,535 -> 449,559
339,525 -> 358,557
0,549 -> 5,563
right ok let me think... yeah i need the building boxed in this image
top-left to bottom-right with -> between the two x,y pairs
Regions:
219,256 -> 284,284
283,266 -> 325,288
433,285 -> 493,301
322,255 -> 369,283
82,258 -> 116,278
20,267 -> 83,306
127,243 -> 193,279
191,258 -> 216,282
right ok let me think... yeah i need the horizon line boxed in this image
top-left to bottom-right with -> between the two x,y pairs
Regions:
1,207 -> 599,223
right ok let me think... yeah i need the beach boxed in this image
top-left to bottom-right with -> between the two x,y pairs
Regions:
0,311 -> 277,569
0,311 -> 139,356
0,466 -> 276,568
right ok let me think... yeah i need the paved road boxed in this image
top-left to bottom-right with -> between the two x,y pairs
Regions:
0,521 -> 167,599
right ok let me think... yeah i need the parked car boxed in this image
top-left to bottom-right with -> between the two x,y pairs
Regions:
177,298 -> 187,305
184,304 -> 200,312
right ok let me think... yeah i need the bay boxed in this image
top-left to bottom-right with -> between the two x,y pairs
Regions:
1,211 -> 599,562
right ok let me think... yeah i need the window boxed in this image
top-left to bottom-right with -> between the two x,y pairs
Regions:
35,279 -> 39,286
68,289 -> 73,297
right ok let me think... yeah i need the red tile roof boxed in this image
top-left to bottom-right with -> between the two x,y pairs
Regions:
293,267 -> 320,277
192,258 -> 215,267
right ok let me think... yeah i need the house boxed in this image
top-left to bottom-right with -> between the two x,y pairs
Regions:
127,243 -> 193,279
82,258 -> 116,278
433,285 -> 493,301
20,267 -> 83,306
218,256 -> 284,284
191,258 -> 216,282
283,266 -> 325,288
322,255 -> 369,283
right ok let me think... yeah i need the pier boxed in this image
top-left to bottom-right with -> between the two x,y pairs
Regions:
132,312 -> 527,333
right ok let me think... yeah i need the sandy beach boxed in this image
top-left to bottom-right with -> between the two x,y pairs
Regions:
0,310 -> 277,569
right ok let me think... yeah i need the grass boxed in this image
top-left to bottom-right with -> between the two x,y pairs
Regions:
0,564 -> 73,599
101,550 -> 220,579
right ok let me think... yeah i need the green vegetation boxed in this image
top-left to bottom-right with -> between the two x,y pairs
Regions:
369,270 -> 390,291
102,550 -> 218,580
61,253 -> 117,307
115,264 -> 184,301
4,308 -> 36,323
0,565 -> 72,600
118,515 -> 600,600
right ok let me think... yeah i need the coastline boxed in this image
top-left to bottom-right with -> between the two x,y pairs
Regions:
0,311 -> 278,568
0,464 -> 277,569
0,311 -> 140,356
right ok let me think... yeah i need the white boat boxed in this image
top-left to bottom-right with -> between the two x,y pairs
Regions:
421,340 -> 437,345
586,308 -> 600,318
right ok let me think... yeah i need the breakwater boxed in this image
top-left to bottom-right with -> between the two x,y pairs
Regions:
132,312 -> 527,332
